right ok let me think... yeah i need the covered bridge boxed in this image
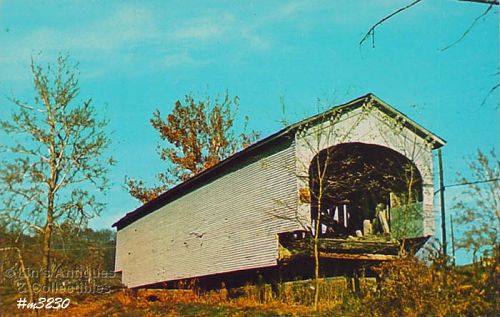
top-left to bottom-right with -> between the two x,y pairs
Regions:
113,93 -> 445,289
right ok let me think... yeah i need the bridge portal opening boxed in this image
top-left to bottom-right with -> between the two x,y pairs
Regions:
309,142 -> 423,239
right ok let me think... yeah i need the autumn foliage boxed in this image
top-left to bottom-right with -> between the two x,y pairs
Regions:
352,254 -> 499,317
126,93 -> 259,203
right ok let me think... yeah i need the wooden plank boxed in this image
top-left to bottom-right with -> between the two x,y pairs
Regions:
283,237 -> 401,256
363,220 -> 373,235
378,211 -> 390,234
319,252 -> 399,261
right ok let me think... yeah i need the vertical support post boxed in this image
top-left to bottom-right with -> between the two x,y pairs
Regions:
343,205 -> 347,227
450,214 -> 456,266
438,149 -> 447,258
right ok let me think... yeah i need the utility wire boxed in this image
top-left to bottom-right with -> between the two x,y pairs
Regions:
434,177 -> 500,195
445,177 -> 500,188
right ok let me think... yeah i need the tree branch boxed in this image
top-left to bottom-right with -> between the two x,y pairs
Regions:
441,3 -> 495,51
458,0 -> 499,5
481,82 -> 500,106
360,0 -> 497,48
0,212 -> 44,233
360,0 -> 424,47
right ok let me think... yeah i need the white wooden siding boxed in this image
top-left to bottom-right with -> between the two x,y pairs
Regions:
116,141 -> 301,288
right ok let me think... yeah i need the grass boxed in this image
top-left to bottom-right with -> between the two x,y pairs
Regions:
0,277 -> 366,316
52,291 -> 322,316
1,256 -> 496,316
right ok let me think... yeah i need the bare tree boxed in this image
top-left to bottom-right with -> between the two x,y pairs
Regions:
0,55 -> 114,292
296,104 -> 388,309
453,149 -> 499,260
270,100 -> 370,310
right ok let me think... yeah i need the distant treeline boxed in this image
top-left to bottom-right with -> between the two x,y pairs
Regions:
0,221 -> 119,298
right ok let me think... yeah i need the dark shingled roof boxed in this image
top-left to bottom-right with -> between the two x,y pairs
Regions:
113,93 -> 445,230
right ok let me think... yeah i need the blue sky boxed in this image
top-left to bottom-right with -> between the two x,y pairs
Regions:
0,1 -> 498,262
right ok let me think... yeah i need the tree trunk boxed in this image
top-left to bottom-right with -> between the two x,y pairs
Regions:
40,195 -> 54,294
313,194 -> 322,311
16,248 -> 34,302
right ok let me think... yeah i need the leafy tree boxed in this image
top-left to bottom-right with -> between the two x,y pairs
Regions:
453,149 -> 499,260
0,55 -> 114,291
126,92 -> 259,203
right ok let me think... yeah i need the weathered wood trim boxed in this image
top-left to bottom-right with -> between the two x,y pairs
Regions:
319,252 -> 399,261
